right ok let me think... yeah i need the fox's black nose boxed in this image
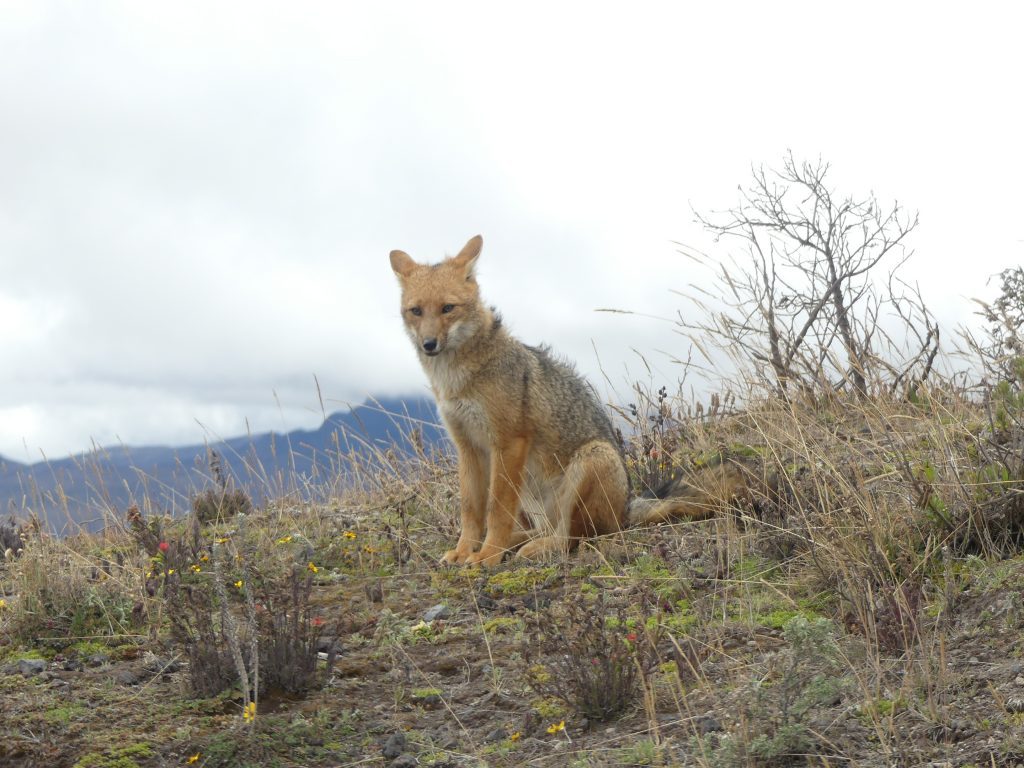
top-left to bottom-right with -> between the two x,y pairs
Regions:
422,338 -> 438,354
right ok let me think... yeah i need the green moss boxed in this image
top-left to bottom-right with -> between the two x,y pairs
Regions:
531,696 -> 566,719
757,607 -> 822,630
69,640 -> 110,656
486,566 -> 557,596
44,703 -> 88,725
482,617 -> 524,635
412,687 -> 443,698
73,743 -> 155,768
625,554 -> 686,601
646,599 -> 698,633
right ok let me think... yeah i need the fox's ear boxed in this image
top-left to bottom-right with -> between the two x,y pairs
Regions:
451,235 -> 483,280
389,249 -> 416,279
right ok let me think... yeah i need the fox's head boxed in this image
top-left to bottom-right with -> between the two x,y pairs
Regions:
389,235 -> 487,358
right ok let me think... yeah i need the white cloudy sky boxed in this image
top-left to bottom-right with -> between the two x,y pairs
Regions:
1,1 -> 1021,461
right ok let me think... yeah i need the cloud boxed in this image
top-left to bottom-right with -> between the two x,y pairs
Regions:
1,2 -> 1022,458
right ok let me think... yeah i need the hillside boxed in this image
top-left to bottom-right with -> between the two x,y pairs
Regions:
2,386 -> 1024,767
0,397 -> 443,535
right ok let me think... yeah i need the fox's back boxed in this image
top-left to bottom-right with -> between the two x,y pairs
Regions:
435,330 -> 622,470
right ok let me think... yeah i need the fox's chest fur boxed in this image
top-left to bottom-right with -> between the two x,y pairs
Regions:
438,394 -> 493,451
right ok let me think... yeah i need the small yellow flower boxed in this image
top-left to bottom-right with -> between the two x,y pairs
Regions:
277,535 -> 293,544
199,554 -> 209,562
546,720 -> 565,734
0,599 -> 7,610
307,562 -> 319,574
509,731 -> 521,741
187,753 -> 201,764
234,580 -> 244,589
343,530 -> 357,540
214,537 -> 230,544
145,571 -> 154,579
242,701 -> 256,722
363,545 -> 376,554
190,564 -> 202,573
167,568 -> 175,576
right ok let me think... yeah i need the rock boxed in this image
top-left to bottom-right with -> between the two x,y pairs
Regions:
1006,696 -> 1024,713
695,715 -> 723,734
416,694 -> 442,709
428,655 -> 462,675
87,653 -> 110,667
382,732 -> 406,759
115,668 -> 141,686
17,659 -> 46,677
142,656 -> 180,674
484,728 -> 508,743
475,595 -> 499,611
390,756 -> 418,768
316,636 -> 343,654
521,593 -> 551,611
423,604 -> 451,622
427,728 -> 459,750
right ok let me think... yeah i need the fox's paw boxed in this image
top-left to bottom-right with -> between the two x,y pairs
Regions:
464,546 -> 505,567
440,547 -> 475,565
516,536 -> 565,561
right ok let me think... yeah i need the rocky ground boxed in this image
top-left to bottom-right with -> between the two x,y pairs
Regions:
3,501 -> 1024,768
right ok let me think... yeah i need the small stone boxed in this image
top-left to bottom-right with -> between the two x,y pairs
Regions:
390,756 -> 418,768
1015,675 -> 1024,686
382,732 -> 406,759
1006,696 -> 1024,713
143,656 -> 180,674
521,593 -> 551,611
316,636 -> 343,654
696,715 -> 723,734
87,653 -> 110,667
484,728 -> 508,743
476,595 -> 499,611
115,669 -> 140,686
418,694 -> 441,708
17,659 -> 46,677
424,604 -> 451,622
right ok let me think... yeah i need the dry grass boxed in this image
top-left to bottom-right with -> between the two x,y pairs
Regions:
0,374 -> 1021,767
2,316 -> 1024,767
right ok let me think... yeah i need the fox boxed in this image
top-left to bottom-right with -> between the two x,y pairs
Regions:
389,235 -> 760,566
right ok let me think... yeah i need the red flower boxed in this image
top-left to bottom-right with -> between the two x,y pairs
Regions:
626,632 -> 638,642
158,541 -> 169,553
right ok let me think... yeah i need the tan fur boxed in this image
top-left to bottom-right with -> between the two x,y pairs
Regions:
390,235 -> 628,566
390,235 -> 769,566
627,459 -> 772,525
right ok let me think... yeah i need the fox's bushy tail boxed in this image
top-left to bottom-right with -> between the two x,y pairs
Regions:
627,459 -> 773,526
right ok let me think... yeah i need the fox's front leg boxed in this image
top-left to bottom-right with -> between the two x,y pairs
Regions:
466,436 -> 530,567
441,440 -> 488,564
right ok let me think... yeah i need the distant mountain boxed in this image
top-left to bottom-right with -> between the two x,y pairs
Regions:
0,397 -> 445,536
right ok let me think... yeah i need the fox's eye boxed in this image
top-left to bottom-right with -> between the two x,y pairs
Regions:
441,304 -> 455,314
409,306 -> 423,317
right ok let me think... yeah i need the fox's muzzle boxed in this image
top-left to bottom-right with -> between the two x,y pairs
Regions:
422,337 -> 440,355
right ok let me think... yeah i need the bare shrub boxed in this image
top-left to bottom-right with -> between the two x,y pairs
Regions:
684,153 -> 938,400
522,592 -> 658,722
127,504 -> 323,699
